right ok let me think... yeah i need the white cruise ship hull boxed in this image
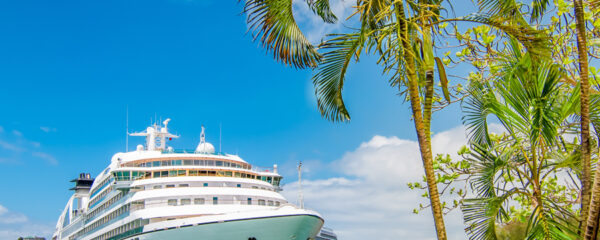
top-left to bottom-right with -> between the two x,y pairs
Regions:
135,214 -> 323,240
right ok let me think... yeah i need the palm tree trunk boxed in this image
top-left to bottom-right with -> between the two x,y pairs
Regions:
574,0 -> 595,238
395,3 -> 447,240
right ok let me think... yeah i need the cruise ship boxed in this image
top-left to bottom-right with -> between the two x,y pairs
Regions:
52,119 -> 324,240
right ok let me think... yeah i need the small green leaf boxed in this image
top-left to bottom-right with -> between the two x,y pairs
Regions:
435,57 -> 451,102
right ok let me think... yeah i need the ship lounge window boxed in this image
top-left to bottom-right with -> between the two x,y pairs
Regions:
153,185 -> 162,189
216,161 -> 223,166
153,172 -> 160,178
203,183 -> 208,187
153,161 -> 160,167
173,160 -> 182,166
258,199 -> 266,206
268,200 -> 274,206
168,199 -> 178,206
206,160 -> 215,166
169,170 -> 177,177
179,184 -> 189,187
225,171 -> 233,177
247,198 -> 252,205
166,184 -> 175,188
189,170 -> 198,176
161,171 -> 168,177
178,170 -> 186,176
161,160 -> 170,166
224,162 -> 230,167
184,160 -> 192,165
194,198 -> 205,204
181,199 -> 191,205
213,197 -> 218,205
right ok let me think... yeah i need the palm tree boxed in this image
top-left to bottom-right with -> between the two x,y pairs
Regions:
461,42 -> 580,239
240,1 -> 548,239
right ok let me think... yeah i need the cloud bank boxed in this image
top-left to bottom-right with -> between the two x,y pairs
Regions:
282,126 -> 469,240
0,204 -> 54,239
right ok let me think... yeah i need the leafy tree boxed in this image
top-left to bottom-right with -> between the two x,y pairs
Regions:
460,41 -> 581,239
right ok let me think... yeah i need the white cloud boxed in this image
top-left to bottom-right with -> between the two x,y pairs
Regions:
40,127 -> 57,133
0,204 -> 53,239
281,126 -> 468,240
12,130 -> 22,137
32,152 -> 58,165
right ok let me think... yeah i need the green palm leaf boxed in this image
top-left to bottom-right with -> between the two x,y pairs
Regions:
306,0 -> 338,23
243,0 -> 320,68
312,33 -> 364,122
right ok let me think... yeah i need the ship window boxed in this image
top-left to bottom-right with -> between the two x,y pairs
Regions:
189,170 -> 198,176
208,171 -> 217,176
217,171 -> 225,176
200,160 -> 205,165
178,170 -> 186,176
247,198 -> 252,205
267,177 -> 272,183
193,160 -> 200,165
166,185 -> 175,188
252,186 -> 258,189
224,162 -> 230,167
213,197 -> 218,205
169,170 -> 177,177
173,160 -> 182,166
237,184 -> 241,188
179,184 -> 189,187
162,160 -> 170,166
146,162 -> 152,167
181,199 -> 191,205
258,200 -> 265,206
200,170 -> 208,176
153,185 -> 162,189
161,171 -> 168,177
168,199 -> 178,206
206,160 -> 215,166
203,183 -> 208,187
268,200 -> 274,206
184,160 -> 192,165
238,173 -> 243,178
194,198 -> 205,204
216,161 -> 223,166
275,201 -> 280,206
225,171 -> 233,177
153,161 -> 160,167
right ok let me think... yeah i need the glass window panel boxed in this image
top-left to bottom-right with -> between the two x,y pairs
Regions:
199,160 -> 205,166
247,198 -> 252,205
161,171 -> 168,177
179,184 -> 189,187
161,161 -> 170,166
194,198 -> 205,204
235,172 -> 242,178
153,161 -> 160,167
184,160 -> 192,166
206,160 -> 214,166
174,160 -> 182,166
178,170 -> 186,176
224,162 -> 230,167
213,197 -> 218,205
153,172 -> 160,178
181,199 -> 191,205
225,171 -> 232,177
189,170 -> 198,176
216,161 -> 223,167
167,199 -> 177,206
203,183 -> 208,187
193,160 -> 200,165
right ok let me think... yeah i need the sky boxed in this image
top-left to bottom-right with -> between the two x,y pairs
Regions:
0,0 -> 473,239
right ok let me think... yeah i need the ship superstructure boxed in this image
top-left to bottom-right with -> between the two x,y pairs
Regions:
52,119 -> 323,240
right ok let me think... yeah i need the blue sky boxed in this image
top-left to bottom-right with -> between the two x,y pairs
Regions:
0,0 -> 469,239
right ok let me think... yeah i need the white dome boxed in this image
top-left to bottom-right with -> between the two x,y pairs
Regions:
196,142 -> 215,154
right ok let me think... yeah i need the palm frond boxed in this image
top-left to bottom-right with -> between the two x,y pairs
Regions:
530,0 -> 550,22
442,13 -> 550,58
312,33 -> 364,122
462,190 -> 516,240
243,0 -> 320,68
462,81 -> 494,146
306,0 -> 338,24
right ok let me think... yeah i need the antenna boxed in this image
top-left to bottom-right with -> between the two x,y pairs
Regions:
298,161 -> 304,209
219,123 -> 222,153
126,105 -> 129,152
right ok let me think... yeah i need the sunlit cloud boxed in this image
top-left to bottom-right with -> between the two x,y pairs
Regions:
281,126 -> 469,240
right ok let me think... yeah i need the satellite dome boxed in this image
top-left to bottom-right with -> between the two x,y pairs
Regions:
196,142 -> 215,154
195,125 -> 215,154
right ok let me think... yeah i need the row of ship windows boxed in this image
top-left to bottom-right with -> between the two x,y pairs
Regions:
86,192 -> 126,223
149,183 -> 271,191
72,203 -> 131,240
162,197 -> 281,206
124,159 -> 250,170
113,170 -> 282,186
89,218 -> 148,240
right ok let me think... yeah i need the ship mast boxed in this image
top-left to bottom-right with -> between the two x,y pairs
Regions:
298,161 -> 304,209
129,118 -> 179,151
